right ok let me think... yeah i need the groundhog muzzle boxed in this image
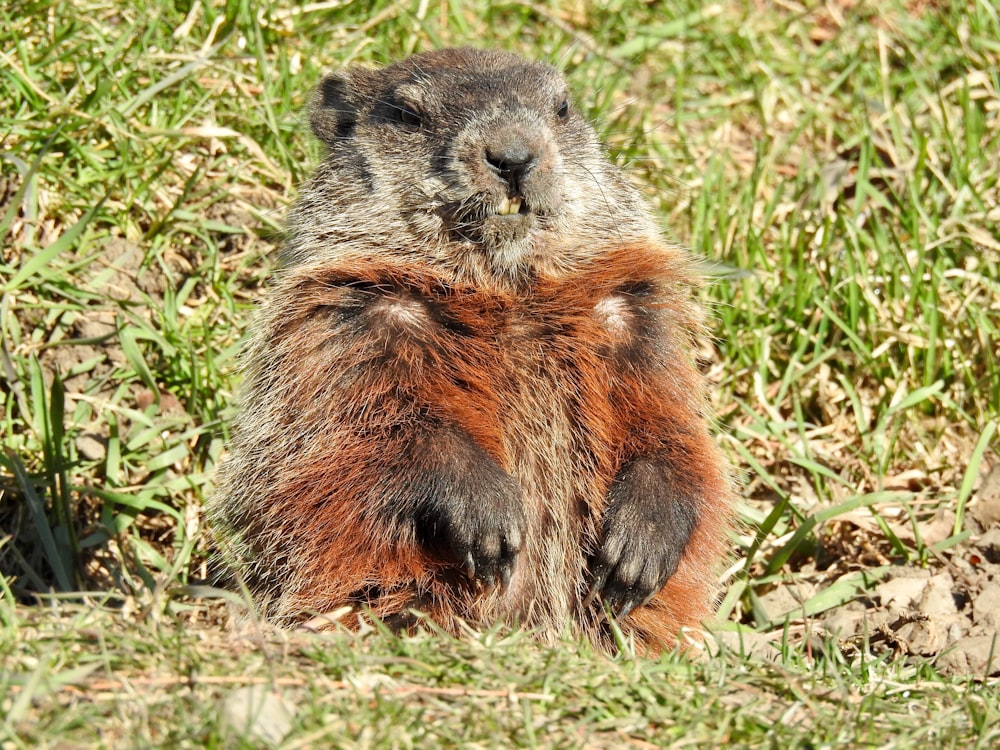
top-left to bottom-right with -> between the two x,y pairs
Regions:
208,47 -> 735,652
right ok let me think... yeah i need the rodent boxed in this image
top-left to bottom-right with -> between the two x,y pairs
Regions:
208,47 -> 734,652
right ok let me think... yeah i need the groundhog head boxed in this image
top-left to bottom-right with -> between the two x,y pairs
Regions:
305,48 -> 620,274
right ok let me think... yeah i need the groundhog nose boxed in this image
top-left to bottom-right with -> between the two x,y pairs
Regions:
484,136 -> 538,188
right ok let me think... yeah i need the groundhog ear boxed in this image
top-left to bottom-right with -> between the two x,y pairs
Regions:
309,72 -> 362,145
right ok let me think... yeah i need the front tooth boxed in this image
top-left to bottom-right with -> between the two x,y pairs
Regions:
497,197 -> 523,215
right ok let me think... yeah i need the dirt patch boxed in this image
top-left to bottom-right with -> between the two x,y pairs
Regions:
743,463 -> 1000,677
825,539 -> 1000,678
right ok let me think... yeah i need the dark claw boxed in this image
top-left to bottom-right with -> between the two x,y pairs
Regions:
584,567 -> 609,609
500,563 -> 512,590
616,595 -> 640,621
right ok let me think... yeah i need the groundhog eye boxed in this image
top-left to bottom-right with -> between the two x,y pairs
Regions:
396,104 -> 422,128
556,99 -> 569,120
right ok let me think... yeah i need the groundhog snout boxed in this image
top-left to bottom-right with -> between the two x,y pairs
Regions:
474,120 -> 555,201
483,133 -> 541,195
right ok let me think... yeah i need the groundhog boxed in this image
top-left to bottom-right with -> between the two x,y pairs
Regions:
208,47 -> 734,652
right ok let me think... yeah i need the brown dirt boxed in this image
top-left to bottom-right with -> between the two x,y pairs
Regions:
743,463 -> 1000,677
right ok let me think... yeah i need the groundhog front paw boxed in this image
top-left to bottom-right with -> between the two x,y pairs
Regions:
587,458 -> 699,619
408,428 -> 525,589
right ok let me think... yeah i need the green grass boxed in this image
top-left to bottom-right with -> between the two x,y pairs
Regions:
3,602 -> 997,748
2,0 -> 999,746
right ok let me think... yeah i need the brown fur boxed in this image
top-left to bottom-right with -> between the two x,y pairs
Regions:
208,48 -> 734,652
